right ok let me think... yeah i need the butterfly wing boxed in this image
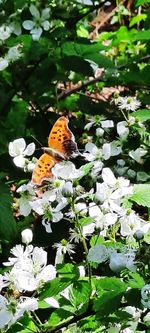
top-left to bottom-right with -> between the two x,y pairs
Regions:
31,153 -> 57,185
48,116 -> 78,158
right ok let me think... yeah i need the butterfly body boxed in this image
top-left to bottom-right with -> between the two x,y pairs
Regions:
31,116 -> 78,185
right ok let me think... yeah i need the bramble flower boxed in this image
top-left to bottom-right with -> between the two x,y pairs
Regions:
9,138 -> 35,168
0,295 -> 13,329
53,240 -> 75,265
6,45 -> 22,62
23,5 -> 51,40
83,142 -> 102,162
0,25 -> 12,41
3,245 -> 56,292
116,96 -> 141,112
17,183 -> 36,216
102,141 -> 122,160
0,57 -> 8,71
141,284 -> 150,308
120,210 -> 150,237
129,147 -> 147,164
52,161 -> 83,180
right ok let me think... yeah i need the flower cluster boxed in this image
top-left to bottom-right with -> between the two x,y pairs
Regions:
0,238 -> 56,330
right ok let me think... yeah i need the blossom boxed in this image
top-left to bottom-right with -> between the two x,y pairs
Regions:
129,147 -> 147,164
116,96 -> 141,112
117,121 -> 129,140
0,25 -> 12,41
0,58 -> 8,71
53,240 -> 75,265
9,138 -> 35,168
119,211 -> 150,237
83,142 -> 102,162
21,229 -> 33,244
17,183 -> 36,216
3,245 -> 56,292
6,45 -> 22,62
102,141 -> 122,160
52,161 -> 83,180
23,5 -> 51,40
0,295 -> 13,329
141,284 -> 150,308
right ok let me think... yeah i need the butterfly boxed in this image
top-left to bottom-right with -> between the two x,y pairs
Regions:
31,116 -> 78,185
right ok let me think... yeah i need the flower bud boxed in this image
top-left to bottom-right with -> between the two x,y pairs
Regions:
21,228 -> 33,244
62,181 -> 73,197
133,230 -> 144,241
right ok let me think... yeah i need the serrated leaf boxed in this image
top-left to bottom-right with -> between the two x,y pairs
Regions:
134,29 -> 150,40
130,184 -> 150,207
133,109 -> 150,121
93,290 -> 124,315
39,278 -> 71,300
135,0 -> 150,6
127,272 -> 145,289
0,182 -> 17,242
69,280 -> 91,309
94,277 -> 127,293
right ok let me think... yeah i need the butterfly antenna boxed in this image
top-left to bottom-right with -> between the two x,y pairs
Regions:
31,135 -> 43,147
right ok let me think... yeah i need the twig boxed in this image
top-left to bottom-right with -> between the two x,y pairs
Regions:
57,74 -> 103,101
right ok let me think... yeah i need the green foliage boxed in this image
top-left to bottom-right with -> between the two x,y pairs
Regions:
0,182 -> 17,242
131,184 -> 150,207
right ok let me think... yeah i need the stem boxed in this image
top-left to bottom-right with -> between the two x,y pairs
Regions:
71,199 -> 92,289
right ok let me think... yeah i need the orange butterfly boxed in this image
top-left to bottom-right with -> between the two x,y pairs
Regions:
31,116 -> 78,185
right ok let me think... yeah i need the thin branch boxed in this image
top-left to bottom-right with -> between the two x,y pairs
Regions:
57,73 -> 103,101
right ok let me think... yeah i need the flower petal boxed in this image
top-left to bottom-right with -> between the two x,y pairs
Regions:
24,142 -> 35,156
23,20 -> 35,30
13,155 -> 26,168
9,138 -> 26,157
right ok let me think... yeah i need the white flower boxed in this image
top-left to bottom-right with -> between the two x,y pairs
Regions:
17,183 -> 36,217
96,127 -> 104,137
52,161 -> 83,180
0,295 -> 13,329
53,241 -> 75,265
102,168 -> 116,186
129,147 -> 147,164
120,211 -> 149,237
117,121 -> 129,140
101,120 -> 114,128
21,228 -> 33,244
23,5 -> 51,40
141,284 -> 150,308
0,58 -> 8,71
83,142 -> 102,162
6,45 -> 22,62
9,138 -> 35,168
3,245 -> 56,292
117,96 -> 141,112
102,141 -> 122,160
0,25 -> 12,40
62,181 -> 73,197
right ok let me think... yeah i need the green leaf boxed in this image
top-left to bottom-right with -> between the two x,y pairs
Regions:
60,56 -> 94,76
80,162 -> 94,175
79,217 -> 94,226
135,0 -> 150,6
6,314 -> 38,333
47,309 -> 73,327
57,263 -> 79,280
39,278 -> 72,300
129,14 -> 147,27
93,290 -> 124,315
0,182 -> 17,242
69,280 -> 91,313
130,184 -> 150,207
94,277 -> 127,293
127,272 -> 145,289
133,109 -> 150,121
134,29 -> 150,40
